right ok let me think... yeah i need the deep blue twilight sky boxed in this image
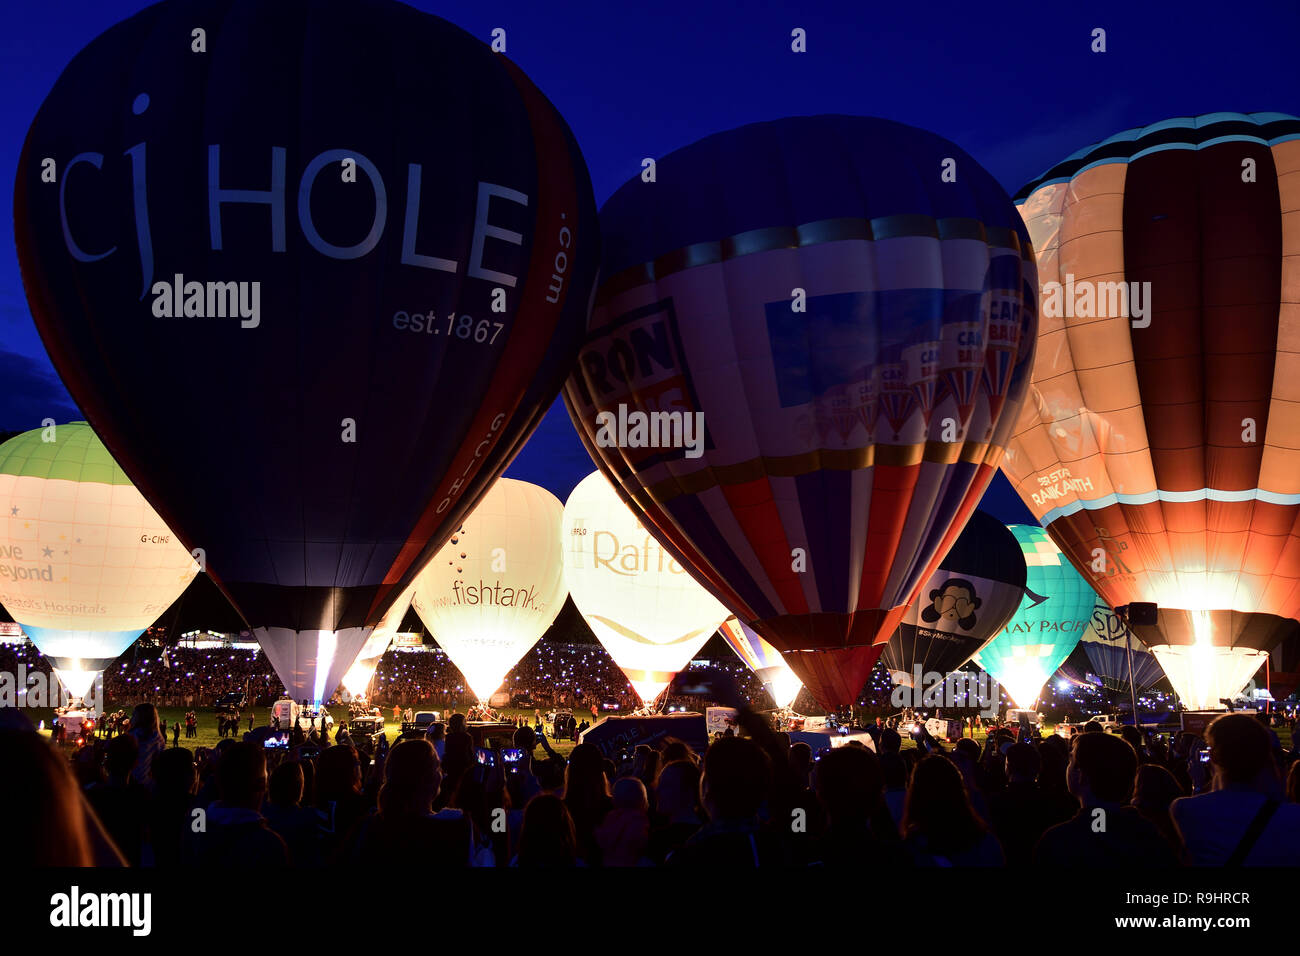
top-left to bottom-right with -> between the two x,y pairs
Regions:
2,0 -> 1297,525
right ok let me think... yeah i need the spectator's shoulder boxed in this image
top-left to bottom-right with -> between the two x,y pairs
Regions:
1031,813 -> 1076,863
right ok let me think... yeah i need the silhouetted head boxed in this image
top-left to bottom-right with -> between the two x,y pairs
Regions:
1133,763 -> 1184,814
655,759 -> 701,821
815,744 -> 883,824
104,732 -> 139,780
701,736 -> 770,822
0,729 -> 94,864
1005,742 -> 1041,782
1068,731 -> 1137,804
130,702 -> 161,737
1207,713 -> 1275,786
517,794 -> 577,867
902,755 -> 985,855
379,739 -> 441,819
611,776 -> 648,812
217,741 -> 269,811
269,760 -> 305,808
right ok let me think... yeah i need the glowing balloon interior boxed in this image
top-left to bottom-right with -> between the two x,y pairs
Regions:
412,478 -> 566,703
341,586 -> 414,699
974,524 -> 1095,708
0,423 -> 198,698
1151,644 -> 1271,711
718,616 -> 804,710
1003,112 -> 1300,703
563,471 -> 729,705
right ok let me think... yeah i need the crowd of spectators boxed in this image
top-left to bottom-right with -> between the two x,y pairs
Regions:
4,701 -> 1298,868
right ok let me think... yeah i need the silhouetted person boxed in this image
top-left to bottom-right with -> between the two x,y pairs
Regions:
1133,763 -> 1186,855
339,739 -> 471,866
647,759 -> 703,865
988,743 -> 1070,866
84,732 -> 150,865
902,755 -> 1004,866
515,794 -> 579,867
668,737 -> 787,866
564,743 -> 613,865
315,744 -> 369,860
128,703 -> 166,786
1035,732 -> 1176,866
147,747 -> 199,867
183,741 -> 289,866
265,761 -> 321,866
811,745 -> 910,868
595,777 -> 650,866
1,719 -> 124,866
1170,713 -> 1300,865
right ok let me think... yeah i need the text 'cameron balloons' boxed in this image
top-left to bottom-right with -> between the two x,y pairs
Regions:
411,479 -> 566,703
974,524 -> 1095,708
341,585 -> 414,700
562,471 -> 729,706
14,0 -> 599,706
883,512 -> 1026,688
563,115 -> 1037,710
0,423 -> 198,699
1079,602 -> 1166,693
718,616 -> 804,710
1003,112 -> 1300,707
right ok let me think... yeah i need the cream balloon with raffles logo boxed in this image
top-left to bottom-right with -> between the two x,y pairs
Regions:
0,422 -> 199,699
563,470 -> 730,706
411,478 -> 566,704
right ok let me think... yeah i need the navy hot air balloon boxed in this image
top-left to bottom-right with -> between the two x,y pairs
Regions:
564,115 -> 1037,709
882,511 -> 1027,688
14,0 -> 599,705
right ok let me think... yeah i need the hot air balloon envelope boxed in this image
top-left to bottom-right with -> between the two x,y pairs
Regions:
974,524 -> 1096,708
412,479 -> 566,703
883,512 -> 1026,688
1079,602 -> 1167,693
14,0 -> 599,703
341,586 -> 414,699
562,471 -> 729,706
564,115 -> 1037,709
0,423 -> 198,699
718,616 -> 804,710
1003,112 -> 1300,707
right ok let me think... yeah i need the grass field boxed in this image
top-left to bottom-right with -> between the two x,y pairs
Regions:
26,704 -> 1292,758
27,704 -> 585,757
